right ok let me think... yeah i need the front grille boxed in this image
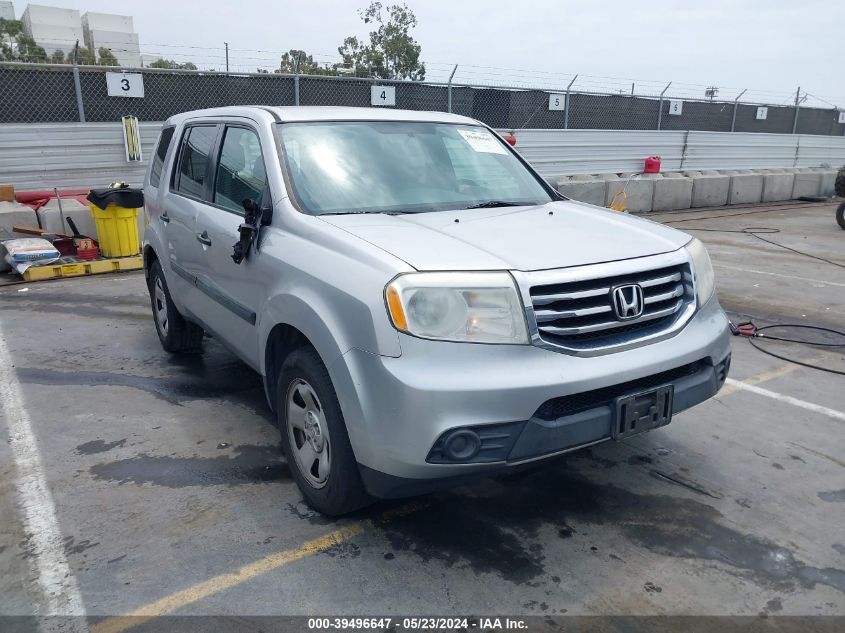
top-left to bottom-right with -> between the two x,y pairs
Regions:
530,263 -> 693,351
534,360 -> 706,421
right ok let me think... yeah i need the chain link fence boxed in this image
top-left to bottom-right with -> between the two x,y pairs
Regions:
2,62 -> 844,136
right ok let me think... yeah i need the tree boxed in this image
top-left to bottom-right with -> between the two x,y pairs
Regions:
50,49 -> 65,64
0,19 -> 50,63
16,33 -> 47,63
148,58 -> 197,70
336,2 -> 424,80
97,47 -> 119,66
0,18 -> 23,61
72,44 -> 96,65
272,49 -> 337,76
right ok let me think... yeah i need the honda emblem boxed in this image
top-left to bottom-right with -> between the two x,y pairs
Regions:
611,284 -> 644,320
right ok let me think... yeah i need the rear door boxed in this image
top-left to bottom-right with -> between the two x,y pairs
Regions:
161,124 -> 220,306
191,123 -> 269,365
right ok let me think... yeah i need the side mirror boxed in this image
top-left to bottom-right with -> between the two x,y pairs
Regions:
231,197 -> 272,264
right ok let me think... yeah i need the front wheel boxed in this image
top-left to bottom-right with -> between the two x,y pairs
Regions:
837,200 -> 845,231
147,260 -> 204,353
277,347 -> 372,516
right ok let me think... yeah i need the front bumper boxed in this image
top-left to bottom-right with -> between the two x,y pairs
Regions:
329,295 -> 731,498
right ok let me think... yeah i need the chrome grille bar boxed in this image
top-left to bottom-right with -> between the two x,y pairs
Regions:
520,252 -> 696,356
538,300 -> 684,336
534,303 -> 612,322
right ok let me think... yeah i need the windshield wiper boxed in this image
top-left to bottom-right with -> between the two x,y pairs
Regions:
462,200 -> 531,210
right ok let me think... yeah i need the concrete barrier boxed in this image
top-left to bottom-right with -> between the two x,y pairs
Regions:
760,169 -> 795,202
1,201 -> 39,272
652,172 -> 693,211
685,170 -> 729,208
792,168 -> 823,198
37,199 -> 98,238
815,169 -> 837,197
605,173 -> 657,212
555,174 -> 607,207
722,170 -> 763,204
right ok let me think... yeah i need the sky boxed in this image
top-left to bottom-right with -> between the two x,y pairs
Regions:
9,0 -> 845,107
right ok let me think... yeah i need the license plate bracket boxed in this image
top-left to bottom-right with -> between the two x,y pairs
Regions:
612,384 -> 674,440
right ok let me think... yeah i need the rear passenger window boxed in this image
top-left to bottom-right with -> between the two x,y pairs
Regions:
173,125 -> 217,199
213,127 -> 267,214
149,126 -> 174,188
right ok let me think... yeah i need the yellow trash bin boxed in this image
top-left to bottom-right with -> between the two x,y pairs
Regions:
86,186 -> 144,258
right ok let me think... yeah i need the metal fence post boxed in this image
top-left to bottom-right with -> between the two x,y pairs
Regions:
293,52 -> 302,106
792,86 -> 801,134
72,65 -> 85,123
447,64 -> 458,113
680,130 -> 690,170
730,88 -> 747,132
656,82 -> 671,131
563,74 -> 578,130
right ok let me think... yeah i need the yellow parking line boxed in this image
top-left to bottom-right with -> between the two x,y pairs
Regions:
92,502 -> 424,633
718,356 -> 824,397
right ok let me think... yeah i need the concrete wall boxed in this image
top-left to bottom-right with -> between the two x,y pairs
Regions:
0,121 -> 158,190
509,129 -> 845,179
2,122 -> 844,206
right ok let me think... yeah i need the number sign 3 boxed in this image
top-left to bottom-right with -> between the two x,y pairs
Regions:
106,72 -> 145,98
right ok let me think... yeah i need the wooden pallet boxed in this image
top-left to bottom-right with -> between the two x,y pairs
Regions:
22,255 -> 143,282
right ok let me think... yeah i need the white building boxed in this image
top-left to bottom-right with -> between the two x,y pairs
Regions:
0,1 -> 15,20
82,11 -> 141,67
18,4 -> 142,66
21,4 -> 84,57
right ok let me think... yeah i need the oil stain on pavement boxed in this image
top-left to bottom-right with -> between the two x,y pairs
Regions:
76,438 -> 127,455
16,365 -> 266,412
377,460 -> 845,594
89,444 -> 290,487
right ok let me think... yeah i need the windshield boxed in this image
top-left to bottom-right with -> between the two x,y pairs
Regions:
276,121 -> 553,215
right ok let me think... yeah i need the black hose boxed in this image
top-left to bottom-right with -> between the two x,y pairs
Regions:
739,324 -> 845,376
676,225 -> 845,269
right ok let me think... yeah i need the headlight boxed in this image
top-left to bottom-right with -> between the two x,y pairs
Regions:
685,238 -> 715,306
385,272 -> 529,344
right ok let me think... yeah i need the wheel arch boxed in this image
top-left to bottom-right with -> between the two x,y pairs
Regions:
259,293 -> 352,413
263,323 -> 314,413
143,244 -> 159,282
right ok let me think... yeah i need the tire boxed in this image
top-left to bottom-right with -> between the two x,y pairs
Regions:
834,168 -> 845,199
837,200 -> 845,231
277,347 -> 372,516
147,259 -> 204,353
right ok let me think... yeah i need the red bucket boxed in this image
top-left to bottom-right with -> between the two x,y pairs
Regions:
644,156 -> 662,173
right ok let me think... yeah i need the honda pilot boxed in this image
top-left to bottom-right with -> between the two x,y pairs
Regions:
143,106 -> 731,515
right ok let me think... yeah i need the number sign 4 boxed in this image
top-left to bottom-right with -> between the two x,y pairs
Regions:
371,85 -> 396,106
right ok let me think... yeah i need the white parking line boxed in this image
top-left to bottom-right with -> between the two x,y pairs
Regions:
725,378 -> 845,422
0,332 -> 87,631
714,264 -> 845,288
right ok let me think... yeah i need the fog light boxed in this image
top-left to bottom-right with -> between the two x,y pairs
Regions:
442,429 -> 482,461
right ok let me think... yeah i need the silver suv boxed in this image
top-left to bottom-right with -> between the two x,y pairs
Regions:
143,106 -> 731,515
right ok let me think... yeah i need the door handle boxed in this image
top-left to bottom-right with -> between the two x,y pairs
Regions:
160,212 -> 170,224
196,231 -> 212,246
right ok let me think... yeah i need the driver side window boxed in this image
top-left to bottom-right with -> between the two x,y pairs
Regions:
213,126 -> 267,215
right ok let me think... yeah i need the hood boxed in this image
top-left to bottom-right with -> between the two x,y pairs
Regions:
319,200 -> 691,272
